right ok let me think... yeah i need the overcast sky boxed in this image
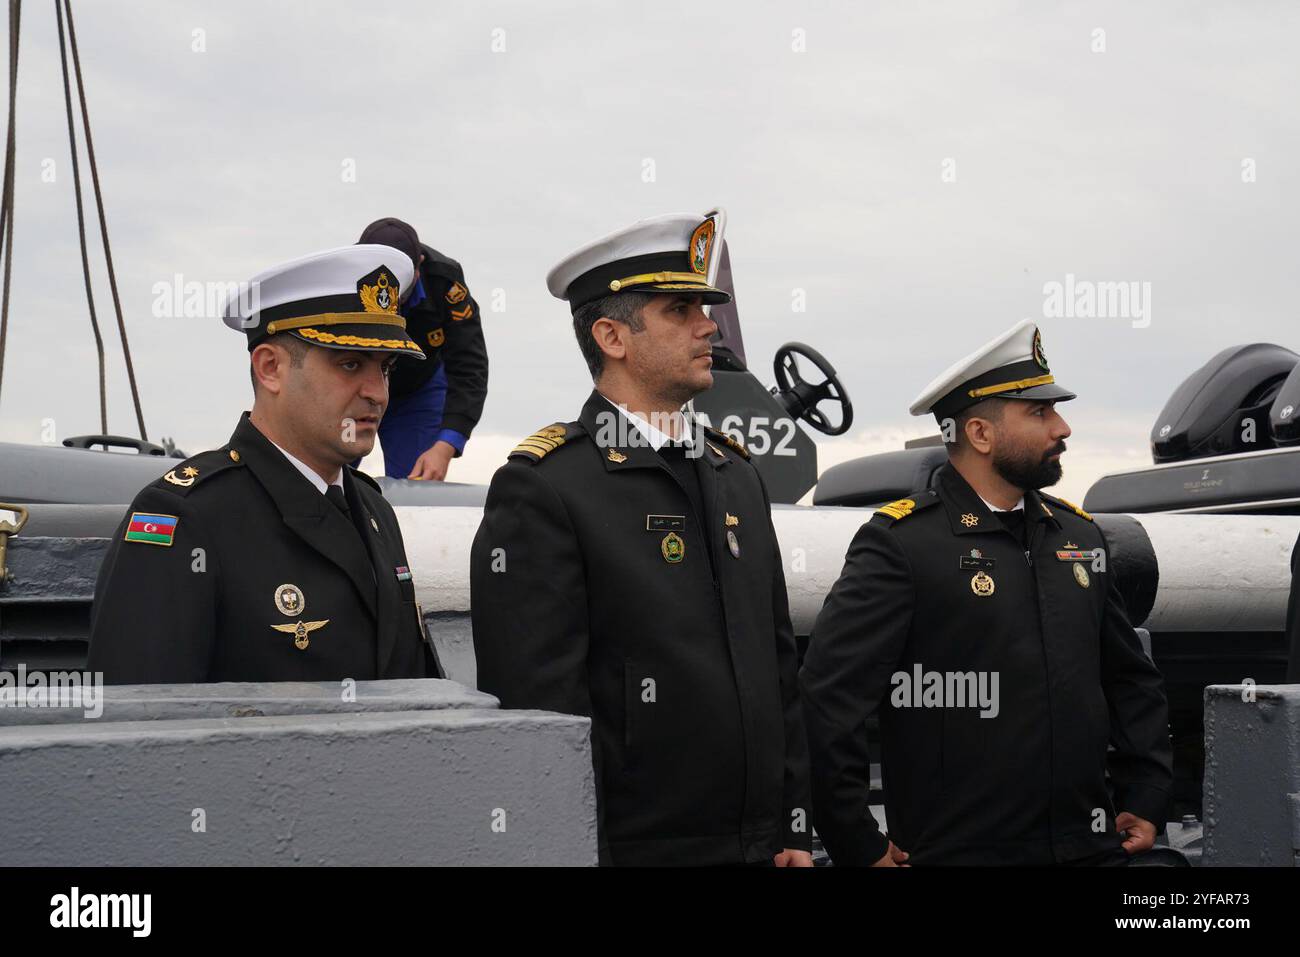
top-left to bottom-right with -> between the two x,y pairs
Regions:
0,0 -> 1296,502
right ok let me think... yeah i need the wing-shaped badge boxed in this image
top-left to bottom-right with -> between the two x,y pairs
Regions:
270,619 -> 330,650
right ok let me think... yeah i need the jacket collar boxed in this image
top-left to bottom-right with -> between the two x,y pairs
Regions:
936,462 -> 1060,537
228,413 -> 378,620
577,390 -> 727,472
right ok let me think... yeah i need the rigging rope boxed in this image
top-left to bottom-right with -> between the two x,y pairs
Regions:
0,0 -> 21,408
55,0 -> 108,434
0,0 -> 147,440
63,0 -> 146,440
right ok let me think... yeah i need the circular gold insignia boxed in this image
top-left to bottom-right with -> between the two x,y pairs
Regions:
1073,563 -> 1090,588
274,583 -> 305,617
961,513 -> 980,528
971,571 -> 995,597
661,532 -> 685,564
1032,328 -> 1049,371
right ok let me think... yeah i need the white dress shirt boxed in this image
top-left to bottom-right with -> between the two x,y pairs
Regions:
600,394 -> 693,451
978,493 -> 1024,513
268,439 -> 344,495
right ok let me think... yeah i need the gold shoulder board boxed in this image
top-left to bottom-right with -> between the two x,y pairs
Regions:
509,423 -> 568,462
875,498 -> 917,522
1050,495 -> 1093,522
705,428 -> 750,459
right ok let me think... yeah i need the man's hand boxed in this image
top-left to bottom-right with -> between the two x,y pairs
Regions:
871,840 -> 910,867
773,848 -> 814,867
408,440 -> 456,481
1116,812 -> 1156,854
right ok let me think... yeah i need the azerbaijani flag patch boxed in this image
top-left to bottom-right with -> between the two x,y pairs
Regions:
125,512 -> 179,547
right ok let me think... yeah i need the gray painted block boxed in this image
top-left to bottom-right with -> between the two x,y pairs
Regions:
0,677 -> 494,726
0,707 -> 596,866
1202,684 -> 1300,866
0,679 -> 595,865
428,613 -> 476,687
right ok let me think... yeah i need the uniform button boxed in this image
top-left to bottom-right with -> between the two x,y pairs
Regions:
229,449 -> 241,462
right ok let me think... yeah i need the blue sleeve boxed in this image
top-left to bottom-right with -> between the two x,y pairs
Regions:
434,429 -> 468,455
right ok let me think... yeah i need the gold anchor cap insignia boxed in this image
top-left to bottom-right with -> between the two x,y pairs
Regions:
359,271 -> 400,315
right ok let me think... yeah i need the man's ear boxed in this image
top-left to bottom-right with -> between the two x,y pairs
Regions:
963,414 -> 997,456
250,343 -> 288,396
591,316 -> 627,363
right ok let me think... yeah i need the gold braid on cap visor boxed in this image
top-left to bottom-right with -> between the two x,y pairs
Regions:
264,313 -> 408,335
968,374 -> 1054,398
295,328 -> 422,351
608,271 -> 711,292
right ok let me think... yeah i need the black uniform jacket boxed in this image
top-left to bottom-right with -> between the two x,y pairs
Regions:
88,413 -> 439,684
799,463 -> 1172,866
470,391 -> 812,866
389,243 -> 489,441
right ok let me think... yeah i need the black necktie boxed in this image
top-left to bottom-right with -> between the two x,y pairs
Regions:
658,443 -> 716,579
326,484 -> 368,541
995,509 -> 1028,551
325,484 -> 350,516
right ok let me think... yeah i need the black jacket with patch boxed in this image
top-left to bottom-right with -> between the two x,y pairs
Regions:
799,463 -> 1172,866
87,413 -> 440,683
389,243 -> 489,441
470,391 -> 812,866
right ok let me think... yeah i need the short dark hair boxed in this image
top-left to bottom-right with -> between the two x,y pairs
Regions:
945,396 -> 1008,451
571,291 -> 652,380
250,333 -> 309,391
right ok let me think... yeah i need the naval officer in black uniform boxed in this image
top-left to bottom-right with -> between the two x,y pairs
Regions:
799,320 -> 1172,866
88,245 -> 441,684
471,212 -> 813,866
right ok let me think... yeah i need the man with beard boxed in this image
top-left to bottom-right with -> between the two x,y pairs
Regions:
799,319 -> 1172,866
89,245 -> 441,683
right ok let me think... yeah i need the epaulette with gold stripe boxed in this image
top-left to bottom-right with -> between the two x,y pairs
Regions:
702,426 -> 750,460
1041,493 -> 1093,522
508,423 -> 576,463
870,490 -> 940,526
